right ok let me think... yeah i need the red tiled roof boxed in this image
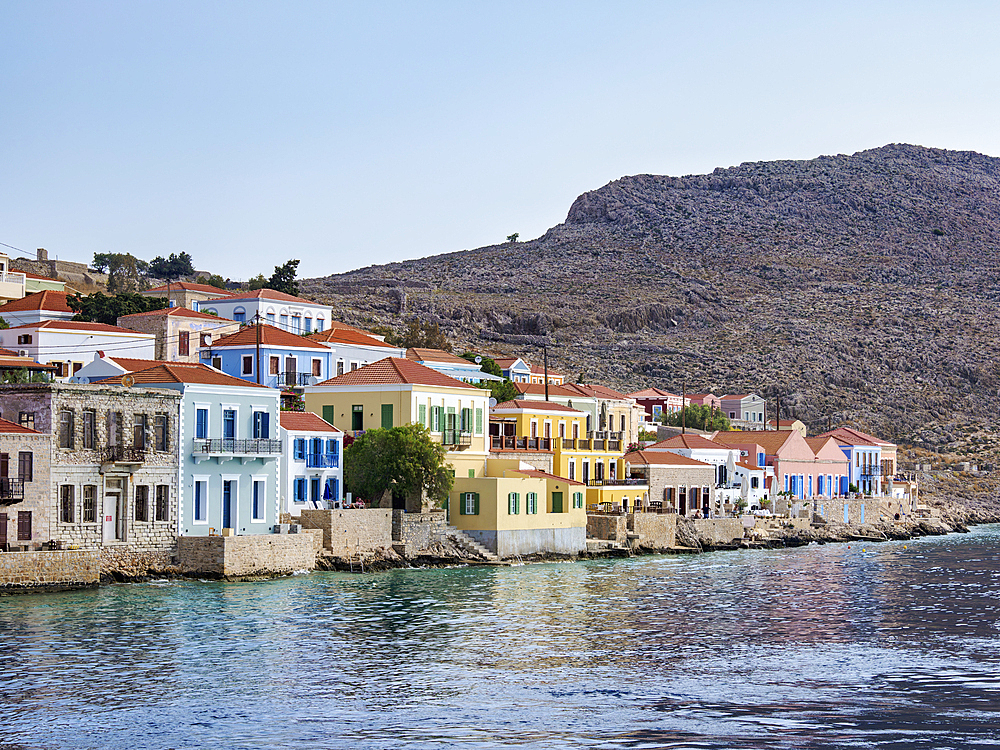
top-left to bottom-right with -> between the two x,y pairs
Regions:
720,431 -> 796,453
143,282 -> 234,296
101,356 -> 203,372
509,468 -> 584,486
817,426 -> 892,447
622,450 -> 712,467
209,323 -> 328,350
95,362 -> 271,388
493,357 -> 520,367
736,460 -> 759,471
649,434 -> 727,450
0,290 -> 73,314
22,271 -> 63,283
529,364 -> 563,377
0,347 -> 16,356
118,307 -> 224,322
312,357 -> 477,389
0,416 -> 40,434
309,327 -> 396,348
216,288 -> 323,305
7,320 -> 152,335
0,354 -> 56,371
514,382 -> 582,398
492,399 -> 586,414
627,387 -> 680,399
560,383 -> 629,399
405,348 -> 473,365
279,411 -> 341,433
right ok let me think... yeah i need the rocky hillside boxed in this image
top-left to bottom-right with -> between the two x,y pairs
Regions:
302,144 -> 1000,463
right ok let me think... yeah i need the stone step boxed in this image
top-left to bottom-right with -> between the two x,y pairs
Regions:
444,526 -> 500,562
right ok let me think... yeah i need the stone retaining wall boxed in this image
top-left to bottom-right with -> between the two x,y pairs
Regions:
587,514 -> 627,544
0,550 -> 99,593
392,510 -> 450,555
629,513 -> 677,549
100,548 -> 175,579
692,518 -> 745,546
299,508 -> 392,556
176,531 -> 321,579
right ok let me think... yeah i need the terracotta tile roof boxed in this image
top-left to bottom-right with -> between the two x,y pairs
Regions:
95,362 -> 271,388
7,320 -> 151,335
627,387 -> 680,399
805,436 -> 837,452
622,450 -> 712,467
144,282 -> 234,295
118,307 -> 223,322
216,288 -> 323,305
210,323 -> 329,350
0,347 -> 16,356
560,383 -> 629,399
721,430 -> 796,453
649,434 -> 727,450
736,460 -> 759,471
529,364 -> 563,377
721,394 -> 751,399
767,419 -> 801,427
313,357 -> 477,389
514,382 -> 581,398
405,348 -> 473,366
279,411 -> 341,433
22,271 -> 62,282
0,354 -> 56,371
492,399 -> 586,414
817,426 -> 892,447
0,416 -> 40,434
509,468 -> 584,486
309,327 -> 396,348
101,356 -> 203,372
493,357 -> 521,368
0,290 -> 73,314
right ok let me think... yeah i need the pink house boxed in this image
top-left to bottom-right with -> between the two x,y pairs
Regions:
627,387 -> 687,420
688,393 -> 722,410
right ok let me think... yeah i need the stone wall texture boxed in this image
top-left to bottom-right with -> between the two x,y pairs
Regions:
0,550 -> 99,593
299,508 -> 392,556
467,526 -> 587,558
629,513 -> 677,550
692,517 -> 745,545
176,532 -> 321,579
587,514 -> 627,544
100,548 -> 175,578
392,510 -> 451,555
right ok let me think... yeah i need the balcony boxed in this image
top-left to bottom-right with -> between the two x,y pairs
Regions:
99,445 -> 146,464
192,438 -> 282,464
305,453 -> 340,469
442,430 -> 473,447
589,430 -> 624,441
272,372 -> 320,388
491,436 -> 552,452
562,438 -> 615,452
0,478 -> 25,504
585,478 -> 648,487
0,270 -> 27,301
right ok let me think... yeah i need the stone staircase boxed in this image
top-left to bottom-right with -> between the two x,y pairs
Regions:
444,526 -> 501,563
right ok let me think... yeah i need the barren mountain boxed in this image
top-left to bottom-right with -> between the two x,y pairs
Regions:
303,144 -> 1000,462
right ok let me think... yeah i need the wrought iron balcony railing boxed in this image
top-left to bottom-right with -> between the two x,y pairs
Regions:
193,438 -> 283,455
99,445 -> 147,464
0,478 -> 25,503
305,453 -> 340,468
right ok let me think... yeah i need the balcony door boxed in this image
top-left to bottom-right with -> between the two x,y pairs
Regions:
285,356 -> 297,385
103,478 -> 125,542
223,480 -> 234,530
0,513 -> 6,549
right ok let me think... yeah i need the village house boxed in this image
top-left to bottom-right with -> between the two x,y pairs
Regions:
815,429 -> 884,496
687,393 -> 722,410
620,449 -> 716,516
513,382 -> 644,446
0,382 -> 181,557
0,347 -> 56,381
766,418 -> 808,436
818,426 -> 897,493
139,281 -> 234,311
308,324 -> 405,375
0,252 -> 27,304
493,357 -> 565,385
196,288 -> 333,335
0,416 -> 50,550
117,306 -> 239,363
0,290 -> 76,327
199,322 -> 333,390
720,394 -> 767,429
279,411 -> 343,517
405,348 -> 503,385
627,387 -> 688,421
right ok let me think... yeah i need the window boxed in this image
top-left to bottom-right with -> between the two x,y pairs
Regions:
58,409 -> 74,449
351,405 -> 364,431
620,414 -> 626,432
194,481 -> 207,522
242,355 -> 254,375
475,408 -> 483,434
81,409 -> 96,449
178,330 -> 190,356
155,414 -> 168,451
526,493 -> 538,514
350,362 -> 359,371
253,411 -> 270,439
18,451 -> 32,482
223,409 -> 236,439
291,315 -> 301,333
568,460 -> 575,481
196,408 -> 208,439
508,492 -> 520,514
337,360 -> 345,376
83,485 -> 97,522
326,438 -> 338,456
316,318 -> 324,331
17,333 -> 32,345
267,312 -> 275,324
212,356 -> 222,370
135,485 -> 149,522
17,511 -> 31,541
200,332 -> 213,348
107,411 -> 121,446
294,438 -> 306,460
279,313 -> 288,329
312,358 -> 321,377
133,414 -> 147,450
459,492 -> 479,516
155,485 -> 169,521
294,477 -> 307,502
430,406 -> 441,432
322,405 -> 335,425
461,408 -> 472,433
573,492 -> 584,509
418,404 -> 427,426
310,477 -> 320,503
234,310 -> 246,323
59,485 -> 75,522
19,412 -> 34,430
253,480 -> 265,521
552,492 -> 563,513
269,356 -> 280,375
304,317 -> 312,333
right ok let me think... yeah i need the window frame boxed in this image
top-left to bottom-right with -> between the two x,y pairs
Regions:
59,484 -> 75,523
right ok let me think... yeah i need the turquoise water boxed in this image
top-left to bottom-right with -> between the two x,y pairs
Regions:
2,526 -> 999,749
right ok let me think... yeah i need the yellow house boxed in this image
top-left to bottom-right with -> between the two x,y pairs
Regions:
302,357 -> 490,481
449,458 -> 587,557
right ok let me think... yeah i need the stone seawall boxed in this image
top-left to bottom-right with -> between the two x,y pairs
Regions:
176,532 -> 322,580
692,518 -> 745,547
393,510 -> 451,556
300,508 -> 393,555
587,514 -> 627,545
629,513 -> 677,550
0,550 -> 100,594
100,548 -> 177,581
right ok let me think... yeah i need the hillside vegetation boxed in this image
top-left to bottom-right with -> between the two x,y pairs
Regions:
302,144 -> 1000,464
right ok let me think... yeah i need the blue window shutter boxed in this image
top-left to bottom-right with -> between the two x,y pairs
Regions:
196,409 -> 207,439
261,412 -> 270,439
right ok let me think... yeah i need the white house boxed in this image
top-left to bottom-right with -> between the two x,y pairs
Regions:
197,288 -> 334,335
405,348 -> 503,384
0,252 -> 27,304
279,411 -> 343,516
0,321 -> 156,380
308,326 -> 405,376
0,290 -> 76,327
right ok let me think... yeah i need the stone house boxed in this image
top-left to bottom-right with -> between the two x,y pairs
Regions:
0,382 -> 181,554
620,449 -> 717,516
117,306 -> 239,362
139,281 -> 234,311
0,416 -> 50,550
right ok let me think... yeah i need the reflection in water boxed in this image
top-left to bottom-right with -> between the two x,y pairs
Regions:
1,527 -> 998,749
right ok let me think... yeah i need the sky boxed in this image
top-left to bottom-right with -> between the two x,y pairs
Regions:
3,1 -> 1000,280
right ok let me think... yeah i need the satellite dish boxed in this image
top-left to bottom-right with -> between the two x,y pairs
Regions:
489,397 -> 497,408
475,356 -> 482,364
122,374 -> 135,388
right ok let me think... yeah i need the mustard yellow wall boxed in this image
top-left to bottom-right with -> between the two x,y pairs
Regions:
497,410 -> 588,440
303,389 -> 413,432
449,476 -> 586,532
585,485 -> 649,510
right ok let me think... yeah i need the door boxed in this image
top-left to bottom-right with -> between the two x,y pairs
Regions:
0,512 -> 6,549
223,480 -> 234,529
679,487 -> 687,516
17,511 -> 31,542
552,492 -> 563,513
285,356 -> 296,385
103,494 -> 119,542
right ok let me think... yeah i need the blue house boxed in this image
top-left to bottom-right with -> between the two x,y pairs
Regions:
279,411 -> 343,517
122,362 -> 282,536
200,322 -> 333,390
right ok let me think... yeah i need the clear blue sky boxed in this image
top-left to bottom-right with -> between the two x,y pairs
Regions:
3,1 -> 999,280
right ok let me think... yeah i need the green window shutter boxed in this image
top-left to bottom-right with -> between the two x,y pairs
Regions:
462,408 -> 472,431
473,493 -> 480,515
508,493 -> 513,514
468,469 -> 475,478
475,408 -> 483,434
381,403 -> 393,429
442,497 -> 449,510
458,494 -> 466,515
322,405 -> 335,425
418,404 -> 427,426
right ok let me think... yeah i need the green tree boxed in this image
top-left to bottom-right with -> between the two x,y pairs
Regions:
400,320 -> 451,351
266,259 -> 300,296
506,233 -> 519,243
148,252 -> 195,280
205,274 -> 227,289
662,405 -> 731,432
69,292 -> 168,325
0,316 -> 8,329
460,351 -> 502,377
485,378 -> 520,404
344,423 -> 453,507
247,273 -> 268,290
104,254 -> 150,293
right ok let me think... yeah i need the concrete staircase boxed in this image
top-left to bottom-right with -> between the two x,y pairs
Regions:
444,527 -> 501,563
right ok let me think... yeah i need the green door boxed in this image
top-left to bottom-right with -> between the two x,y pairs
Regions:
552,491 -> 563,513
322,405 -> 335,425
381,403 -> 393,429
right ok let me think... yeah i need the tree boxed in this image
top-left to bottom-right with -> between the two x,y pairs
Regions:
485,378 -> 520,404
460,352 -> 502,378
148,252 -> 195,280
400,320 -> 451,351
344,423 -> 453,508
247,273 -> 268,290
506,233 -> 519,243
0,316 -> 8,330
266,259 -> 300,296
69,292 -> 168,325
205,274 -> 227,289
661,405 -> 731,432
104,254 -> 150,293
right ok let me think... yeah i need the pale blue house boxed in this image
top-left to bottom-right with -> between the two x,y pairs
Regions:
200,322 -> 333,389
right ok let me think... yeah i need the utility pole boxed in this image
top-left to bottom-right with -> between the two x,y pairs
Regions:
255,312 -> 261,385
542,344 -> 549,402
681,379 -> 687,435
